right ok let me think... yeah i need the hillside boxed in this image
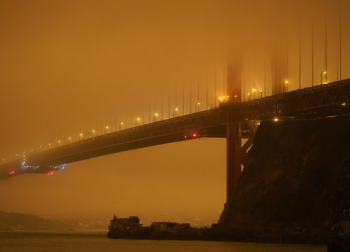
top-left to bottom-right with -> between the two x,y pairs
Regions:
218,116 -> 350,244
0,211 -> 56,231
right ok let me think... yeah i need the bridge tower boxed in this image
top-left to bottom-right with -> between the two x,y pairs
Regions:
227,56 -> 243,102
226,56 -> 243,201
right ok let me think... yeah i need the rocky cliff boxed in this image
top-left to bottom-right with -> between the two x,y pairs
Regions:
218,116 -> 350,244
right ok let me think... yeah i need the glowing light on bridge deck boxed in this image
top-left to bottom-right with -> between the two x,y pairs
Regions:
120,122 -> 123,124
342,103 -> 346,106
92,130 -> 95,133
106,126 -> 109,129
274,118 -> 278,122
79,133 -> 83,137
155,113 -> 158,116
219,96 -> 229,102
137,117 -> 140,121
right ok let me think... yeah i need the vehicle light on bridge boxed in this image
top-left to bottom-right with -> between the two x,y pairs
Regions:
193,134 -> 197,137
342,103 -> 346,106
47,171 -> 54,175
9,171 -> 15,174
184,135 -> 187,138
274,118 -> 278,122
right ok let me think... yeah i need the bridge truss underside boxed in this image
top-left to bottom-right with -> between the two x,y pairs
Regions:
0,109 -> 226,179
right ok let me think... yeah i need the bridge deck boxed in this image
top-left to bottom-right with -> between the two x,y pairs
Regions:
1,79 -> 350,179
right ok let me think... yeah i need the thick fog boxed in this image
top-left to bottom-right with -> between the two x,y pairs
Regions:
0,0 -> 349,224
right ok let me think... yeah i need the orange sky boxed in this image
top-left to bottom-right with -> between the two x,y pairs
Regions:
0,0 -> 349,224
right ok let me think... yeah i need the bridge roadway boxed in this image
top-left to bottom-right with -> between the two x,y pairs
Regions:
1,78 -> 350,198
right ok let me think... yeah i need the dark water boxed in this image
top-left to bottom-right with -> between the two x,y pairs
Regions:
0,231 -> 326,252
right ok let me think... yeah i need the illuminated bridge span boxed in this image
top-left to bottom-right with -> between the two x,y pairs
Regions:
1,78 -> 350,200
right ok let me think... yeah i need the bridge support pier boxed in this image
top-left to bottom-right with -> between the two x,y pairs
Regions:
226,110 -> 242,201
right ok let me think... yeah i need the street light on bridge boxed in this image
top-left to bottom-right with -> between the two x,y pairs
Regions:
173,108 -> 178,117
136,117 -> 140,126
283,80 -> 288,93
154,113 -> 158,122
197,102 -> 200,112
252,89 -> 256,99
219,96 -> 229,103
120,122 -> 124,130
321,71 -> 327,85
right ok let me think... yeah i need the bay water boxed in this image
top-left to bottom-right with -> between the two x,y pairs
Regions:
0,231 -> 326,252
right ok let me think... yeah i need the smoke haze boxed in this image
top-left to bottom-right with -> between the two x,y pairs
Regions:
0,0 -> 349,224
